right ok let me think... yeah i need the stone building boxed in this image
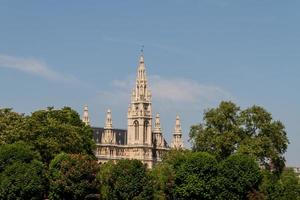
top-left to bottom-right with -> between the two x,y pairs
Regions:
82,54 -> 184,168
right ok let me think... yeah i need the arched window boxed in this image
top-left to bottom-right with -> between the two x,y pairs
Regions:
144,121 -> 149,144
134,120 -> 139,140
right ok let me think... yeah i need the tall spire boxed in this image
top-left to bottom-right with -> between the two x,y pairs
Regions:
127,52 -> 153,147
105,109 -> 113,129
133,53 -> 151,102
82,105 -> 90,126
171,115 -> 184,149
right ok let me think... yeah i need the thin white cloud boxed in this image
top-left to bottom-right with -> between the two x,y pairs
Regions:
0,54 -> 77,83
96,75 -> 233,111
151,76 -> 231,106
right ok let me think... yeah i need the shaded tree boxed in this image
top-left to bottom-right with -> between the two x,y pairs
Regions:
98,159 -> 153,200
0,142 -> 45,200
160,151 -> 220,200
156,150 -> 263,200
260,168 -> 300,200
218,154 -> 262,200
0,141 -> 41,171
151,163 -> 175,200
49,153 -> 99,200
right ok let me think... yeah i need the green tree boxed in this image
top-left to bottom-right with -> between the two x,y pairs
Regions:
97,161 -> 114,200
156,151 -> 263,200
189,102 -> 241,159
151,163 -> 175,200
189,101 -> 288,172
98,159 -> 153,200
0,141 -> 41,171
218,154 -> 262,200
0,108 -> 26,145
0,107 -> 95,163
49,153 -> 99,200
151,150 -> 190,200
0,142 -> 45,200
260,168 -> 300,200
238,106 -> 288,172
170,151 -> 220,200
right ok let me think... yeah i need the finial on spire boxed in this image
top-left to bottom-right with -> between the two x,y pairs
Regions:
139,45 -> 145,64
141,45 -> 144,54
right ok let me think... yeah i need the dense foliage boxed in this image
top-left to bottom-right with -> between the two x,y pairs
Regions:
0,107 -> 96,199
49,153 -> 99,200
0,142 -> 45,200
189,101 -> 289,173
0,108 -> 26,145
98,159 -> 153,200
0,103 -> 298,200
0,107 -> 95,163
218,154 -> 262,199
260,168 -> 300,200
151,162 -> 175,200
152,150 -> 262,200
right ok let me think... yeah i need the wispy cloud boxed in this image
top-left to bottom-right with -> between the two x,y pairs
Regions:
0,54 -> 78,83
95,75 -> 233,112
151,76 -> 231,106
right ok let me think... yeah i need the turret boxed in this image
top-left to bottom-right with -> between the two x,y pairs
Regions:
153,113 -> 163,147
102,109 -> 115,144
105,109 -> 113,129
171,115 -> 184,149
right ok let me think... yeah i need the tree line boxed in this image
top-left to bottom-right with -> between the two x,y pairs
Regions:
0,102 -> 299,200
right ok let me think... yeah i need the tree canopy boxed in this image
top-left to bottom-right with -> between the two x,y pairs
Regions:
153,150 -> 263,200
0,103 -> 297,200
0,108 -> 26,145
189,101 -> 289,173
260,168 -> 300,200
0,142 -> 45,200
218,154 -> 262,200
98,159 -> 153,200
49,153 -> 99,200
0,107 -> 95,163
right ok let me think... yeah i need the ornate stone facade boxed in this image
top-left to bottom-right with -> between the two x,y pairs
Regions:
82,54 -> 184,168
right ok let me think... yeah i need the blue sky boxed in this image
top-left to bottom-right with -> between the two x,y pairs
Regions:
0,1 -> 299,166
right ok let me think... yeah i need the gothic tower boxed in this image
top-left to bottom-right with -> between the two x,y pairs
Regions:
127,54 -> 152,146
171,115 -> 184,149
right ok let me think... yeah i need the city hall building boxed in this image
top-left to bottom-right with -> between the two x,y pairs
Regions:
82,54 -> 184,168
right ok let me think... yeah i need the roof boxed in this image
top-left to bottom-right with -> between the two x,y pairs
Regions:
92,127 -> 127,145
